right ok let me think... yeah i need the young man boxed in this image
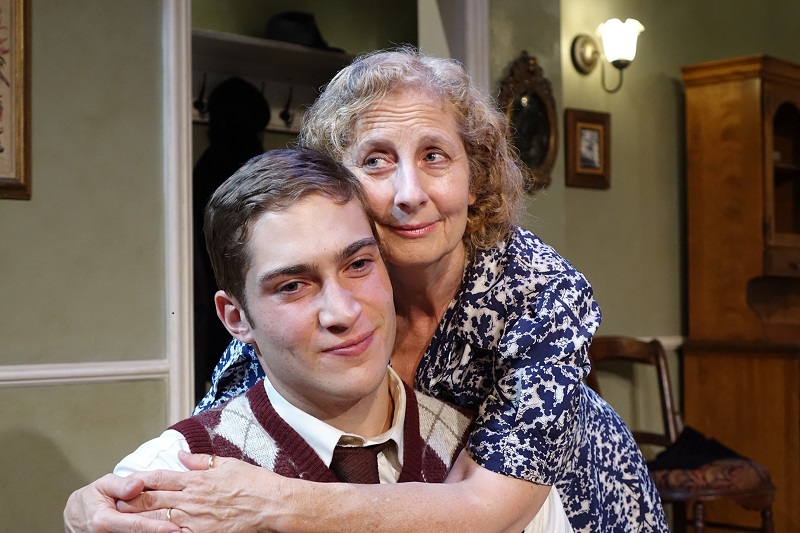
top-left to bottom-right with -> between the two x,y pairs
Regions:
112,148 -> 469,484
65,149 -> 569,532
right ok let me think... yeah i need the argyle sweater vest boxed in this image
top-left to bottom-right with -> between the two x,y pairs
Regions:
171,381 -> 472,483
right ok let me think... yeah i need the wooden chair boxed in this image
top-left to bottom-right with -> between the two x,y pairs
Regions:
585,336 -> 775,532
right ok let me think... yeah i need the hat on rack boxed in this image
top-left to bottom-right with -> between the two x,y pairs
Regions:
264,11 -> 344,52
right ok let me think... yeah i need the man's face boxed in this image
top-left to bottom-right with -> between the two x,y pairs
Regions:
217,194 -> 395,421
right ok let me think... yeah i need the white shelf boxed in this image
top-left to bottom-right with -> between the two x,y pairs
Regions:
192,28 -> 353,86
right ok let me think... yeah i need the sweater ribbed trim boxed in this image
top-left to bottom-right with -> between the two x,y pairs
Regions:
246,383 -> 337,482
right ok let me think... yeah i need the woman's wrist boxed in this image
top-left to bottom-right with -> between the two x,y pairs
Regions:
252,474 -> 335,533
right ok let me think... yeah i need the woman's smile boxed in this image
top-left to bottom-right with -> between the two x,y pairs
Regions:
388,221 -> 437,238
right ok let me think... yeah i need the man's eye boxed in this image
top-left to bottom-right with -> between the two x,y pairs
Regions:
350,258 -> 373,272
278,281 -> 301,293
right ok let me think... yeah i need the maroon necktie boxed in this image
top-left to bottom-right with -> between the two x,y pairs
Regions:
330,441 -> 392,484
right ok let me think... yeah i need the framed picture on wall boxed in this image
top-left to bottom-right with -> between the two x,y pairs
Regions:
0,0 -> 30,200
565,108 -> 610,189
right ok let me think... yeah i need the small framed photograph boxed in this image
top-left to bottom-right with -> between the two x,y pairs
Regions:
0,0 -> 30,200
565,108 -> 610,189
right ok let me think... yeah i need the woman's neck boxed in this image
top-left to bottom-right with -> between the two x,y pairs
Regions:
387,246 -> 468,384
388,243 -> 468,315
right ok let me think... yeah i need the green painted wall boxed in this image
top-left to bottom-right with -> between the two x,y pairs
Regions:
0,1 -> 165,364
0,2 -> 169,530
489,0 -> 800,342
0,381 -> 167,532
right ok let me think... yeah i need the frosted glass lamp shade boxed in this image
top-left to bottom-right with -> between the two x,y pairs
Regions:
598,18 -> 644,70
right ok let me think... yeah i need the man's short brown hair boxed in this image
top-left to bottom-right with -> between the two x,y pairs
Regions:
203,148 -> 373,313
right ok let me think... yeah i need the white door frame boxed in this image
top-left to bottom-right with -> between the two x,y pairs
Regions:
163,0 -> 194,422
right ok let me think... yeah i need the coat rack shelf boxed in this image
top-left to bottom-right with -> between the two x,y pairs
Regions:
191,28 -> 353,133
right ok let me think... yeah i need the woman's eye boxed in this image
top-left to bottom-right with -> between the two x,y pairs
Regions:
424,152 -> 444,163
364,155 -> 389,169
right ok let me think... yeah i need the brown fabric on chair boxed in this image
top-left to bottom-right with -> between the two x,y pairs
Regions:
648,426 -> 773,503
653,458 -> 773,497
586,336 -> 776,532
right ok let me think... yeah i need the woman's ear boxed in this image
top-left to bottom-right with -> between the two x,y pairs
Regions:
214,290 -> 255,344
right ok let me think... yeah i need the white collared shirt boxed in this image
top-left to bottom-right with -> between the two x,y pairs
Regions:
264,367 -> 406,482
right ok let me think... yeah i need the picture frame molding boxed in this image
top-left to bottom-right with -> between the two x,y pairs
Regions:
0,0 -> 31,200
565,108 -> 610,189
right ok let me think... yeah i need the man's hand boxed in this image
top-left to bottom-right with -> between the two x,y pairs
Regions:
64,474 -> 179,533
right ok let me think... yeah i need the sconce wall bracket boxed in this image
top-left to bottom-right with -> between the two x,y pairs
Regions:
570,33 -> 625,93
571,34 -> 599,74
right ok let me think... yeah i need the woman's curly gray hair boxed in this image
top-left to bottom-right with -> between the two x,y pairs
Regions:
298,46 -> 527,254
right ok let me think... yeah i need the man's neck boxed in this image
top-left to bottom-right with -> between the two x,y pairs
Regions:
267,370 -> 395,439
321,374 -> 394,438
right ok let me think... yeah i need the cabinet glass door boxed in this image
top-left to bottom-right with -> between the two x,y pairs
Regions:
765,86 -> 800,250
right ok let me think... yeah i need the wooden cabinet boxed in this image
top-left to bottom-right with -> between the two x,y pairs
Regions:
682,55 -> 800,531
683,55 -> 800,342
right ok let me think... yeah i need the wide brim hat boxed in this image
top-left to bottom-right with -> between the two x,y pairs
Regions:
265,11 -> 344,53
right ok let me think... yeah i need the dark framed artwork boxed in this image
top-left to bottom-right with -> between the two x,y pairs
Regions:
0,0 -> 30,200
565,108 -> 610,189
497,51 -> 558,193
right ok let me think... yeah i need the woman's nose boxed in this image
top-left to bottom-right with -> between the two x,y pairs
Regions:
318,281 -> 361,330
392,164 -> 429,211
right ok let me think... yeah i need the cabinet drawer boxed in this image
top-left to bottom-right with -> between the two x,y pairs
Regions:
765,247 -> 800,276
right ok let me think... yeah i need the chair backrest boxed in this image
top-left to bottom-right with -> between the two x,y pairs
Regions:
586,336 -> 680,448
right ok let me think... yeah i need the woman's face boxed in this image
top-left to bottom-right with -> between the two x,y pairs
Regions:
344,89 -> 475,271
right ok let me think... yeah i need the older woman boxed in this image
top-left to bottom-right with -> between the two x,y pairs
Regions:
69,48 -> 667,532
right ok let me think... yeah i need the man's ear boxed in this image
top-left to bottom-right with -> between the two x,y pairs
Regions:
214,290 -> 255,344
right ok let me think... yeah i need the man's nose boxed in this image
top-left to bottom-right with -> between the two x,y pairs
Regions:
318,281 -> 361,330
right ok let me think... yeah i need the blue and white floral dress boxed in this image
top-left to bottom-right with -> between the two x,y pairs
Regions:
196,227 -> 668,532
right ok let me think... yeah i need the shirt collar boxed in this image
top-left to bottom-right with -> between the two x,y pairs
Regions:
263,367 -> 406,467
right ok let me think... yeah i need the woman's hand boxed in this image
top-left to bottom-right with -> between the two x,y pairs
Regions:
116,452 -> 285,532
64,474 -> 179,533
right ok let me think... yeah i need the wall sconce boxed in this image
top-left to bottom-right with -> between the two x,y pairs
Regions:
571,18 -> 644,93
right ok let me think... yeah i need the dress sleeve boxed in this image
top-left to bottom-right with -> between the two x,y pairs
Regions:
467,270 -> 600,484
193,339 -> 265,414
